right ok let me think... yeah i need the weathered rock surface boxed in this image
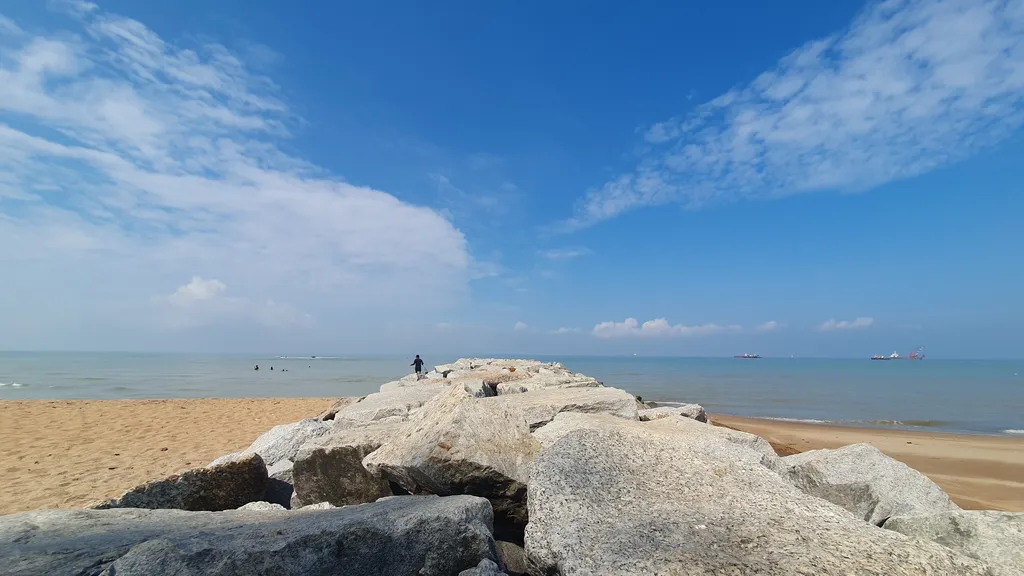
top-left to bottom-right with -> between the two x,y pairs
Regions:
335,383 -> 448,422
491,386 -> 638,430
264,459 -> 294,508
237,501 -> 286,511
525,427 -> 986,575
94,454 -> 267,511
533,412 -> 777,468
638,403 -> 707,423
777,443 -> 959,525
458,559 -> 506,576
208,418 -> 332,468
291,422 -> 403,507
495,541 -> 527,575
317,397 -> 361,420
2,495 -> 499,576
884,510 -> 1024,576
363,385 -> 540,535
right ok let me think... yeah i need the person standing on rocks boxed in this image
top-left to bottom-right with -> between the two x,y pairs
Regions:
410,355 -> 425,380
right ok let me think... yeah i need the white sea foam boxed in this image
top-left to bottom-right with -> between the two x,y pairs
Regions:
1002,429 -> 1024,435
0,382 -> 25,387
761,417 -> 831,424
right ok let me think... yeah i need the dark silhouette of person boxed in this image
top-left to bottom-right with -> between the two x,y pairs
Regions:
410,355 -> 425,378
254,365 -> 259,371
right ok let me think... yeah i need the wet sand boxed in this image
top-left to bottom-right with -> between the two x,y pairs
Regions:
712,414 -> 1024,511
0,398 -> 334,515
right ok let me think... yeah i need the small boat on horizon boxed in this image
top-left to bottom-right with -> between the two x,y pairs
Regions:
734,353 -> 761,359
871,346 -> 925,361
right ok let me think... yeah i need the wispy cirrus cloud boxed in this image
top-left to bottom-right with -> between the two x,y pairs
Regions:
820,317 -> 875,331
0,6 -> 471,347
567,0 -> 1024,229
538,247 -> 591,260
592,318 -> 742,339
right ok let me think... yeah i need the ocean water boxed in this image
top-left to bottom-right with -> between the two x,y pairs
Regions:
1,352 -> 1022,436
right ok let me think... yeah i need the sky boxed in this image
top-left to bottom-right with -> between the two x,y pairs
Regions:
1,0 -> 1023,358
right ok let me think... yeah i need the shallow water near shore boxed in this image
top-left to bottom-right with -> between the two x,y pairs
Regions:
1,352 -> 1022,436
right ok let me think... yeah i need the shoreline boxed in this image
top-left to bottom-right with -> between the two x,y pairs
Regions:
712,413 -> 1024,512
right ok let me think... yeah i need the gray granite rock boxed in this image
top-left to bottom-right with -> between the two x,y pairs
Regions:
525,427 -> 985,575
1,495 -> 498,576
236,501 -> 285,511
207,419 -> 332,468
317,397 -> 361,420
884,510 -> 1024,576
638,403 -> 707,423
495,540 -> 527,575
490,386 -> 638,430
291,422 -> 403,507
364,384 -> 540,535
777,443 -> 959,525
533,411 -> 777,468
335,384 -> 448,422
94,454 -> 267,511
458,558 -> 506,576
264,459 -> 294,508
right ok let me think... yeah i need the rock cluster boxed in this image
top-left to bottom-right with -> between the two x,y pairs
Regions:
4,358 -> 1018,575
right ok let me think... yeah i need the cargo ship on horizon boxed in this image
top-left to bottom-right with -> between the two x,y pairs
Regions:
734,353 -> 761,359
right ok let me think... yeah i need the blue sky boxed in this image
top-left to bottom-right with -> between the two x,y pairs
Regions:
1,0 -> 1023,357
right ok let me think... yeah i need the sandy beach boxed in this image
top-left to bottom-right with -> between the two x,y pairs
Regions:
713,414 -> 1024,512
2,398 -> 1022,516
0,398 -> 334,515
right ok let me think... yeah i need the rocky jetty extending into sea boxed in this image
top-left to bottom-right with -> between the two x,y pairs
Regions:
3,358 -> 1021,575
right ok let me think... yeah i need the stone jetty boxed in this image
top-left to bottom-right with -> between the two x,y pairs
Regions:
2,358 -> 1020,575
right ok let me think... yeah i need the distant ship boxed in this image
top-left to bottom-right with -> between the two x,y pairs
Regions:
734,353 -> 761,359
872,346 -> 925,361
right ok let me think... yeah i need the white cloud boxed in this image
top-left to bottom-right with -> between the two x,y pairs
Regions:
514,321 -> 528,331
161,277 -> 309,329
567,0 -> 1024,229
539,247 -> 591,260
552,327 -> 580,334
168,276 -> 226,306
820,317 -> 875,331
755,320 -> 780,332
0,7 -> 473,347
592,317 -> 741,339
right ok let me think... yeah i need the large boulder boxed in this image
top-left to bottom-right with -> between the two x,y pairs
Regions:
638,403 -> 707,423
94,454 -> 267,512
533,412 -> 777,468
207,418 -> 332,468
491,386 -> 638,430
291,422 -> 403,508
525,427 -> 986,575
776,443 -> 959,525
884,511 -> 1024,576
242,418 -> 333,466
335,384 -> 448,422
317,397 -> 361,420
458,559 -> 506,576
264,459 -> 295,508
2,495 -> 499,576
363,385 -> 540,536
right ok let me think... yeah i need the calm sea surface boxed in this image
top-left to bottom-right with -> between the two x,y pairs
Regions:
1,353 -> 1022,436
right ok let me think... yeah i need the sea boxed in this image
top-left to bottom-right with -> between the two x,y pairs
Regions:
1,353 -> 1022,436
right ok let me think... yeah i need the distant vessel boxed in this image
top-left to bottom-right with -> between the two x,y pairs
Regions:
734,353 -> 761,359
872,346 -> 925,361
